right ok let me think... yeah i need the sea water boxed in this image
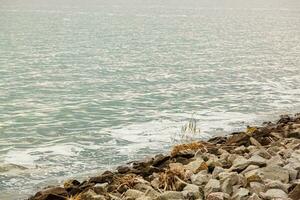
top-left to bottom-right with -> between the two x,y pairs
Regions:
0,0 -> 300,199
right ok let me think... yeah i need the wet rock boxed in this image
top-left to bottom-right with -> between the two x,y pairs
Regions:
231,188 -> 250,200
29,187 -> 67,200
63,179 -> 80,190
124,189 -> 145,199
249,182 -> 265,194
93,183 -> 108,194
206,192 -> 229,200
289,184 -> 300,200
191,171 -> 211,186
116,165 -> 131,174
89,171 -> 114,184
157,191 -> 184,200
183,184 -> 201,199
204,179 -> 220,196
152,154 -> 170,167
260,189 -> 288,199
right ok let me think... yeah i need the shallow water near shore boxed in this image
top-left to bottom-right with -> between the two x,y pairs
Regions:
1,0 -> 300,199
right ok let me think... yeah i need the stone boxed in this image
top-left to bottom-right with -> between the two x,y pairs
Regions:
289,184 -> 300,200
260,189 -> 288,199
260,165 -> 290,183
285,150 -> 300,170
191,171 -> 212,186
265,180 -> 290,193
93,183 -> 108,194
183,184 -> 201,199
206,192 -> 230,200
241,165 -> 259,175
185,158 -> 207,173
124,189 -> 145,199
30,187 -> 68,200
89,171 -> 114,184
247,193 -> 261,200
231,188 -> 250,200
283,166 -> 298,181
80,189 -> 106,200
230,156 -> 249,171
244,169 -> 263,183
136,197 -> 151,200
63,179 -> 80,190
206,156 -> 222,168
249,182 -> 265,194
212,166 -> 225,179
204,179 -> 220,196
134,183 -> 159,198
157,191 -> 184,200
247,155 -> 267,167
266,155 -> 284,166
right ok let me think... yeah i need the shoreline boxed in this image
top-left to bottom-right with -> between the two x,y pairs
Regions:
29,114 -> 300,200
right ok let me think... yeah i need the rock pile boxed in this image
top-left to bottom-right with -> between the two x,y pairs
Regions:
28,114 -> 300,200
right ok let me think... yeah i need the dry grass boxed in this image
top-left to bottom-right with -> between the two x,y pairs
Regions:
171,141 -> 208,157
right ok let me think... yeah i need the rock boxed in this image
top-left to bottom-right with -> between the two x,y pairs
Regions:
220,178 -> 233,195
206,156 -> 222,168
183,184 -> 201,199
93,183 -> 108,194
89,171 -> 114,184
136,197 -> 151,200
230,155 -> 265,171
241,165 -> 259,175
157,191 -> 184,200
285,150 -> 300,170
283,166 -> 298,181
204,179 -> 220,196
287,128 -> 300,138
260,189 -> 288,199
289,184 -> 300,200
265,180 -> 290,193
116,165 -> 131,174
185,158 -> 207,173
133,183 -> 159,198
249,182 -> 265,194
233,146 -> 246,154
260,165 -> 290,183
124,189 -> 145,199
244,169 -> 263,183
191,171 -> 212,186
266,155 -> 284,166
231,188 -> 250,200
30,187 -> 68,200
63,179 -> 80,190
80,189 -> 106,200
247,193 -> 261,200
247,155 -> 267,167
206,192 -> 230,200
212,166 -> 225,179
230,156 -> 249,170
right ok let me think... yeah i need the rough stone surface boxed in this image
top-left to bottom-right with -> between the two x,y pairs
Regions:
204,179 -> 221,196
260,189 -> 288,200
206,192 -> 230,200
157,191 -> 184,200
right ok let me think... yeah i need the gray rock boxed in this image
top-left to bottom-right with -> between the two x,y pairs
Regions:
247,193 -> 261,200
212,166 -> 225,179
191,171 -> 212,186
134,183 -> 160,198
136,197 -> 151,200
185,158 -> 206,173
231,188 -> 250,200
265,180 -> 290,193
249,182 -> 265,194
266,155 -> 284,166
183,184 -> 201,199
230,156 -> 249,171
204,179 -> 220,196
241,165 -> 259,175
248,155 -> 267,166
261,165 -> 290,183
206,192 -> 230,200
124,189 -> 145,199
244,169 -> 263,183
260,189 -> 288,200
157,191 -> 184,200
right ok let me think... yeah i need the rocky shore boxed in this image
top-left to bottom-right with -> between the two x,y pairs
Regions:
28,114 -> 300,200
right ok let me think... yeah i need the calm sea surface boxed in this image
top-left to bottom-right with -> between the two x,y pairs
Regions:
0,0 -> 300,199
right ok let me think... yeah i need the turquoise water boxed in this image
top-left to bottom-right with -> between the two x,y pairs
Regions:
1,0 -> 300,199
